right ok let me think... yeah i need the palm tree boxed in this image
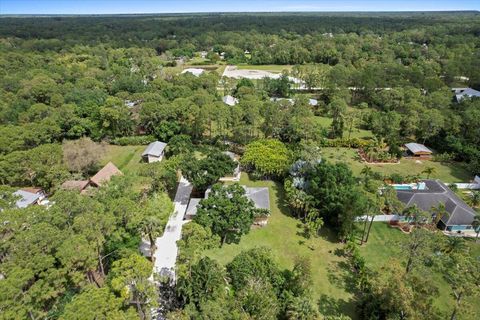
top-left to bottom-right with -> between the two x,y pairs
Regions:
431,203 -> 447,227
472,215 -> 480,242
422,166 -> 436,179
469,191 -> 480,208
360,166 -> 373,181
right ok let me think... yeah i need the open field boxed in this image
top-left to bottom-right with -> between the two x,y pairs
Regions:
322,147 -> 472,182
358,223 -> 480,318
205,173 -> 356,318
314,116 -> 374,139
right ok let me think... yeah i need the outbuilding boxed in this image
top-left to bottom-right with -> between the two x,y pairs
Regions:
142,141 -> 167,163
404,143 -> 432,158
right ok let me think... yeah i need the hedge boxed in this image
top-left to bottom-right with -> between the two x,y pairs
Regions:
111,135 -> 156,146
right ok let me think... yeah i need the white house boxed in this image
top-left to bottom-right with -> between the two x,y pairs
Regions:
142,141 -> 167,163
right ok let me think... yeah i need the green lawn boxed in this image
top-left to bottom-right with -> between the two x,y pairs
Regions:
101,145 -> 146,174
314,116 -> 374,139
204,173 -> 356,318
322,147 -> 471,183
101,145 -> 152,191
359,223 -> 480,319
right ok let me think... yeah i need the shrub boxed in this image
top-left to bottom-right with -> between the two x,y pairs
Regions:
111,135 -> 156,146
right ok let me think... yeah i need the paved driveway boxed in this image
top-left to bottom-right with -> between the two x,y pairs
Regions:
152,177 -> 192,280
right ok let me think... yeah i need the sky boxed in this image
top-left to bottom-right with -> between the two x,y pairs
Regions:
1,0 -> 479,15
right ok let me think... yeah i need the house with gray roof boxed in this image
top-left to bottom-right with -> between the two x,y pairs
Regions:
396,180 -> 477,233
13,188 -> 46,209
142,141 -> 167,163
185,185 -> 270,225
455,88 -> 480,102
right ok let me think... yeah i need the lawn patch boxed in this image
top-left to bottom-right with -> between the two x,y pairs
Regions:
204,173 -> 356,318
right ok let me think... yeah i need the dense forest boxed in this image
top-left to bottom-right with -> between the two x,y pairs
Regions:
0,12 -> 480,320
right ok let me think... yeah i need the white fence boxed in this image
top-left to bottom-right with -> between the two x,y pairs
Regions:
454,183 -> 480,190
356,214 -> 402,222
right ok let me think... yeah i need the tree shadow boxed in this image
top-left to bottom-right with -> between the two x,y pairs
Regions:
272,181 -> 295,218
318,227 -> 340,243
318,294 -> 357,319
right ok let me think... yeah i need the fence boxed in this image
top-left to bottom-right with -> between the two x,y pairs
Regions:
356,214 -> 402,222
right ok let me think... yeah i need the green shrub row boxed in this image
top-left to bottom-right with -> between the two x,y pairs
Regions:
111,135 -> 156,146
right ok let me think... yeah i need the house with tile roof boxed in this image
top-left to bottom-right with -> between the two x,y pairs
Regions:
89,162 -> 123,187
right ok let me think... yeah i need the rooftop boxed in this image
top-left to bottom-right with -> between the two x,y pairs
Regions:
61,180 -> 90,191
14,190 -> 41,208
222,95 -> 239,106
90,162 -> 123,187
396,180 -> 476,226
405,142 -> 432,154
455,87 -> 480,102
142,141 -> 167,157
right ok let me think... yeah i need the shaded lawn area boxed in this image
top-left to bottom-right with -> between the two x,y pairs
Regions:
322,147 -> 471,183
314,116 -> 374,139
358,223 -> 480,319
204,173 -> 357,319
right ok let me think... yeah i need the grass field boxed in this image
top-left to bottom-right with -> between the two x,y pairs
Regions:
322,147 -> 472,182
314,116 -> 374,139
205,173 -> 356,318
101,145 -> 145,174
359,223 -> 480,319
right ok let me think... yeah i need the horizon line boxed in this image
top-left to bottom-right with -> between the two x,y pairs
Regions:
1,10 -> 479,16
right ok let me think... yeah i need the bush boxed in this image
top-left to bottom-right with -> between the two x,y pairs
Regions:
318,138 -> 370,149
432,152 -> 455,163
111,135 -> 156,146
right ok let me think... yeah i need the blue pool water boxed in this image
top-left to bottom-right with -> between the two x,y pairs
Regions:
393,185 -> 413,190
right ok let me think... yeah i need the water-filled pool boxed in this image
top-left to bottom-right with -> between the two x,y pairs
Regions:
393,185 -> 413,190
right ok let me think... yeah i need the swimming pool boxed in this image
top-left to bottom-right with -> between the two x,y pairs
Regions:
393,185 -> 413,190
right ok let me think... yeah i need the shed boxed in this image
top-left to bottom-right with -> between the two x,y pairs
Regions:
142,141 -> 167,163
405,143 -> 432,157
90,162 -> 123,187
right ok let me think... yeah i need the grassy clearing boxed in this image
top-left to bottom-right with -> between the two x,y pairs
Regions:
101,145 -> 152,191
358,223 -> 480,318
101,145 -> 145,174
314,116 -> 374,139
322,147 -> 471,182
205,173 -> 356,318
